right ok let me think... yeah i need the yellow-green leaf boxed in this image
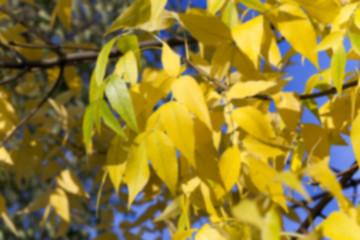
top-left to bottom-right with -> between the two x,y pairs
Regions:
105,0 -> 151,35
172,76 -> 212,129
98,100 -> 125,136
179,8 -> 232,46
105,74 -> 138,132
0,147 -> 13,165
162,42 -> 181,77
351,113 -> 360,168
263,207 -> 281,240
221,0 -> 238,29
316,31 -> 344,52
95,38 -> 117,86
273,92 -> 302,132
146,130 -> 178,196
349,33 -> 360,56
125,138 -> 149,208
64,66 -> 82,97
238,0 -> 267,13
115,51 -> 138,84
117,35 -> 141,68
331,44 -> 346,96
232,106 -> 276,140
207,0 -> 226,14
150,0 -> 167,21
219,145 -> 241,192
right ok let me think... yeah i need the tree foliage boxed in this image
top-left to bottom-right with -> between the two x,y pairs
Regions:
1,0 -> 360,239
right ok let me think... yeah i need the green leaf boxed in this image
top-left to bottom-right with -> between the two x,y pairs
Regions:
95,37 -> 117,86
331,44 -> 346,96
105,74 -> 138,132
98,100 -> 125,136
83,103 -> 95,153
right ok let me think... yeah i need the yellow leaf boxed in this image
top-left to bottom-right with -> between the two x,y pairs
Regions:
227,80 -> 276,100
115,50 -> 138,84
64,66 -> 82,97
354,8 -> 360,29
150,0 -> 167,21
157,102 -> 195,164
291,0 -> 340,24
301,124 -> 330,162
232,106 -> 276,140
56,170 -> 89,198
107,135 -> 128,195
0,99 -> 18,139
232,15 -> 264,68
277,3 -> 318,68
162,42 -> 181,77
195,224 -> 224,240
154,197 -> 181,222
172,76 -> 212,129
0,195 -> 18,236
248,156 -> 287,211
232,199 -> 263,229
273,92 -> 302,132
210,42 -> 233,79
125,138 -> 149,208
219,145 -> 241,192
179,8 -> 232,46
242,136 -> 284,159
50,188 -> 70,222
318,211 -> 360,240
172,229 -> 196,240
105,0 -> 151,35
331,44 -> 346,96
331,2 -> 359,32
53,0 -> 72,31
308,161 -> 349,211
351,113 -> 360,167
316,31 -> 344,52
146,130 -> 178,196
0,147 -> 13,165
263,207 -> 281,240
272,171 -> 309,200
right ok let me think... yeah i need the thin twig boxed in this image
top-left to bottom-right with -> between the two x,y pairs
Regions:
0,67 -> 30,85
0,41 -> 26,63
9,41 -> 99,51
0,65 -> 64,147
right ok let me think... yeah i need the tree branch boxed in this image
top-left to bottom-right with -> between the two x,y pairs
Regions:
296,161 -> 358,234
0,65 -> 64,147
